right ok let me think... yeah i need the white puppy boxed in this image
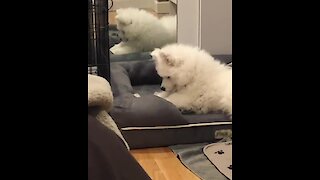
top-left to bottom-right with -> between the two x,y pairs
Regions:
110,8 -> 176,55
151,44 -> 232,115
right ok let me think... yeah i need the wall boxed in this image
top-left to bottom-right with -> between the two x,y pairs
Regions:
177,0 -> 232,55
177,0 -> 200,46
200,0 -> 232,54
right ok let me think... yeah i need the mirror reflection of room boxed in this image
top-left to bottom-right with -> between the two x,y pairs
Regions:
108,0 -> 177,55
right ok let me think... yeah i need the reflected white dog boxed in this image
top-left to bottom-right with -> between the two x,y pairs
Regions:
110,8 -> 176,55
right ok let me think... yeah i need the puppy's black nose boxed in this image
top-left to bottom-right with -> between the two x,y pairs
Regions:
161,87 -> 166,91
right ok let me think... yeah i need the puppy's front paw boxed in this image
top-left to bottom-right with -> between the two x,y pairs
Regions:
154,91 -> 161,97
110,44 -> 121,54
154,91 -> 168,98
111,45 -> 138,55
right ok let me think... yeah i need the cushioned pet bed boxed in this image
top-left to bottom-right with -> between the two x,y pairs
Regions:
109,55 -> 232,149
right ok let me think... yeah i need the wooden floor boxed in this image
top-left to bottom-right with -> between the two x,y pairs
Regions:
130,147 -> 200,180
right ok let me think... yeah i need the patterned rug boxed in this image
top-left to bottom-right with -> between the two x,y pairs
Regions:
169,142 -> 230,180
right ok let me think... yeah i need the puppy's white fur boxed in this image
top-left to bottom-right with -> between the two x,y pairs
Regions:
110,8 -> 176,55
151,44 -> 232,115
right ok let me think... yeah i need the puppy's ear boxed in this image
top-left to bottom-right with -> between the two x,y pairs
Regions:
115,15 -> 132,26
151,48 -> 160,57
116,9 -> 122,14
159,51 -> 176,66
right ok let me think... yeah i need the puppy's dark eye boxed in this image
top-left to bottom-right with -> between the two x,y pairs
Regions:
167,76 -> 170,79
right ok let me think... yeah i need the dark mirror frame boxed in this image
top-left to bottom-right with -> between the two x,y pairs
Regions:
88,0 -> 110,82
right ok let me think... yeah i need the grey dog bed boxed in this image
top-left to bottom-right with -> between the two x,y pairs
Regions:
109,52 -> 232,149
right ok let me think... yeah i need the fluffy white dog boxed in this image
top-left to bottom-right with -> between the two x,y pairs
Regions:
151,44 -> 232,115
110,8 -> 176,55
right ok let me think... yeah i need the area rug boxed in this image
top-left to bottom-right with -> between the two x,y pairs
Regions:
169,143 -> 229,180
204,141 -> 232,179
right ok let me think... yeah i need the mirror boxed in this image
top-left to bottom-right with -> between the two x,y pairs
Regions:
108,0 -> 177,56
